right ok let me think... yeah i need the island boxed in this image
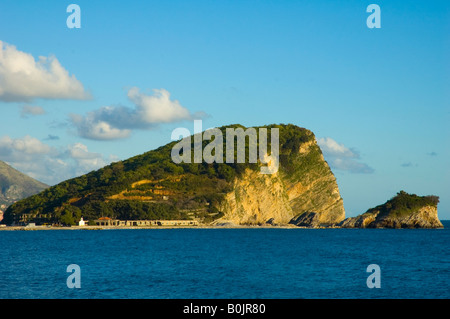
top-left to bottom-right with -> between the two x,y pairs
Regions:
338,191 -> 442,228
1,124 -> 443,229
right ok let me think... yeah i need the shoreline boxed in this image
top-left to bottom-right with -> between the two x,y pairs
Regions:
0,221 -> 446,231
0,224 -> 303,231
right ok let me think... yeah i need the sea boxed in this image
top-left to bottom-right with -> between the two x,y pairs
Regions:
1,221 -> 449,299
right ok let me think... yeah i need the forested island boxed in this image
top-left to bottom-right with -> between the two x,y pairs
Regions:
1,124 -> 443,229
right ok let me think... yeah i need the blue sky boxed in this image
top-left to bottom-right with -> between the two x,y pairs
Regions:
0,0 -> 448,218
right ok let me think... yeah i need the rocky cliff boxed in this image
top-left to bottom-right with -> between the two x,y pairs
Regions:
3,124 -> 345,226
339,191 -> 443,228
216,137 -> 344,226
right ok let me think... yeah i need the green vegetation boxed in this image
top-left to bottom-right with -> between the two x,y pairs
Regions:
3,124 -> 319,225
367,190 -> 439,218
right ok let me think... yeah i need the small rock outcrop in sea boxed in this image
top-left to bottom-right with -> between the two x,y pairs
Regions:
338,191 -> 443,229
288,212 -> 321,227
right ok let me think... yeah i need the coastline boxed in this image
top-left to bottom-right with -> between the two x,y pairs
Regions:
0,224 -> 301,231
1,221 -> 446,231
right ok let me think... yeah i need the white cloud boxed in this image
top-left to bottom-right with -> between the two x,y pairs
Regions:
70,113 -> 132,140
0,135 -> 115,185
0,135 -> 58,183
0,40 -> 91,102
68,142 -> 102,160
317,137 -> 374,174
317,137 -> 356,158
66,143 -> 108,175
0,135 -> 51,156
20,105 -> 46,118
70,87 -> 206,140
127,87 -> 192,124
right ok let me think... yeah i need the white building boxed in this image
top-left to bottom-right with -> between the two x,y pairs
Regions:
78,217 -> 86,226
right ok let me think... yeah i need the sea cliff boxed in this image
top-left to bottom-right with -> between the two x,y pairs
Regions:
216,137 -> 345,226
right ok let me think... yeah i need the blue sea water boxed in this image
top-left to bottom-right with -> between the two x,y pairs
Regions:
1,221 -> 449,299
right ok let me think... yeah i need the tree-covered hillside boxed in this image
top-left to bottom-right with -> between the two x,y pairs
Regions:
3,124 -> 316,225
366,190 -> 439,218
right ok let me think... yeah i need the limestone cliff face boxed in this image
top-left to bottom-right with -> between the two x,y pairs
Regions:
216,169 -> 294,225
216,137 -> 345,226
339,191 -> 443,229
284,139 -> 344,226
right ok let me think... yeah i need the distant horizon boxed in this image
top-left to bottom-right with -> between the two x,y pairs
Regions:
0,1 -> 448,219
